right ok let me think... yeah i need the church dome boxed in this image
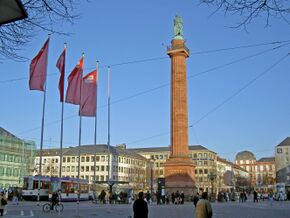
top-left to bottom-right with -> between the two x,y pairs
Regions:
235,150 -> 256,161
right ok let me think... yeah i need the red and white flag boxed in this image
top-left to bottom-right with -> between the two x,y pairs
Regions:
65,55 -> 84,105
29,38 -> 49,91
79,70 -> 97,117
56,47 -> 66,102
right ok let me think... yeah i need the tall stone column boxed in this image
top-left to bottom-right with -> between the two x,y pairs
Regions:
164,16 -> 195,196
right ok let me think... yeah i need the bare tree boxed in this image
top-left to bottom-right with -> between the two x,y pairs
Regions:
0,0 -> 80,61
200,0 -> 290,28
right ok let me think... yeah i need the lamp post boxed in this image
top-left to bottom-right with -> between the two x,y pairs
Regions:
150,159 -> 154,195
208,172 -> 217,202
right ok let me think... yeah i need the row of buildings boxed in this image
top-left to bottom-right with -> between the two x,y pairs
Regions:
0,126 -> 287,193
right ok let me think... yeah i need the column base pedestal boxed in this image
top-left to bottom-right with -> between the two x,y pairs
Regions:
164,157 -> 196,197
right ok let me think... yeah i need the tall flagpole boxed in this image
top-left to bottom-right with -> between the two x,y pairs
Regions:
77,53 -> 84,206
59,43 -> 66,179
107,66 -> 111,192
93,61 -> 99,202
37,35 -> 50,205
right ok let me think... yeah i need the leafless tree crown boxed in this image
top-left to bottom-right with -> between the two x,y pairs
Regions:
201,0 -> 290,28
0,0 -> 79,61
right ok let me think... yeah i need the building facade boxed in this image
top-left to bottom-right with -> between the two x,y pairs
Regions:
275,137 -> 290,184
35,144 -> 148,192
0,127 -> 36,189
129,145 -> 217,192
235,150 -> 275,189
216,157 -> 234,192
256,157 -> 276,189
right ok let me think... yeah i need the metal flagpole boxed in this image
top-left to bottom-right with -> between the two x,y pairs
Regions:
107,66 -> 111,193
59,43 -> 66,179
77,53 -> 84,218
37,35 -> 50,207
93,61 -> 99,202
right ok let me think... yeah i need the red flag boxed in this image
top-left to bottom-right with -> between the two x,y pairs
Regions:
29,38 -> 49,91
65,56 -> 84,105
56,47 -> 66,102
79,70 -> 97,117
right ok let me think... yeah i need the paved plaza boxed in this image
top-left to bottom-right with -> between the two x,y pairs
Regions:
3,200 -> 290,218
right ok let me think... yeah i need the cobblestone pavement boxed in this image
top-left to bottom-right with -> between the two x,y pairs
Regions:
3,200 -> 290,218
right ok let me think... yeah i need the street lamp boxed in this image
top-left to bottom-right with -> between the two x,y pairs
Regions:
0,0 -> 28,25
150,159 -> 154,195
208,172 -> 217,201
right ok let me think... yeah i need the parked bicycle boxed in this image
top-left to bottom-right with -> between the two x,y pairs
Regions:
42,202 -> 64,213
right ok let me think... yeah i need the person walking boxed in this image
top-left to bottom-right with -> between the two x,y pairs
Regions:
253,190 -> 258,203
145,191 -> 151,204
180,191 -> 185,204
0,191 -> 7,216
196,192 -> 213,218
193,192 -> 200,207
268,191 -> 273,206
133,192 -> 148,218
171,192 -> 175,204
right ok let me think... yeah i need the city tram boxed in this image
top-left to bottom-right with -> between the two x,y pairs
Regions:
49,177 -> 90,201
22,175 -> 50,200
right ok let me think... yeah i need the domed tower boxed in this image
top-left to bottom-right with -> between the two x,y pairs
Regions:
235,150 -> 256,186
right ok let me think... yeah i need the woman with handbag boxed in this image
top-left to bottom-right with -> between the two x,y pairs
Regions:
0,191 -> 7,216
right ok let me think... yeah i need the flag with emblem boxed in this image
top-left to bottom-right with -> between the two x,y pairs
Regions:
79,70 -> 97,117
65,55 -> 84,105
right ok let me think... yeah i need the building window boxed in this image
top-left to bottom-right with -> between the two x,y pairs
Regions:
66,166 -> 70,172
72,157 -> 75,162
204,169 -> 208,174
101,156 -> 105,162
5,168 -> 11,176
195,170 -> 197,174
101,166 -> 105,171
199,169 -> 203,174
55,159 -> 58,163
81,166 -> 84,172
91,156 -> 95,162
72,166 -> 75,172
86,157 -> 90,162
81,157 -> 85,162
86,166 -> 89,172
63,157 -> 66,163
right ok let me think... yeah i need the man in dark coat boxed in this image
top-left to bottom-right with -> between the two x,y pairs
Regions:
193,192 -> 200,207
133,192 -> 148,218
253,190 -> 258,203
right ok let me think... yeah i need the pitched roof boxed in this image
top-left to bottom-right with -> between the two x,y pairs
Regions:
37,144 -> 147,160
217,156 -> 230,164
257,157 -> 275,163
128,145 -> 216,154
277,137 -> 290,147
0,126 -> 20,140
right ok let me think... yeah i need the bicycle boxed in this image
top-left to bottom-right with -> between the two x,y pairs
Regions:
42,202 -> 64,213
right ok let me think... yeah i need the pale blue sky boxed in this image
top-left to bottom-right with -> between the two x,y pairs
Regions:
1,0 -> 290,161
